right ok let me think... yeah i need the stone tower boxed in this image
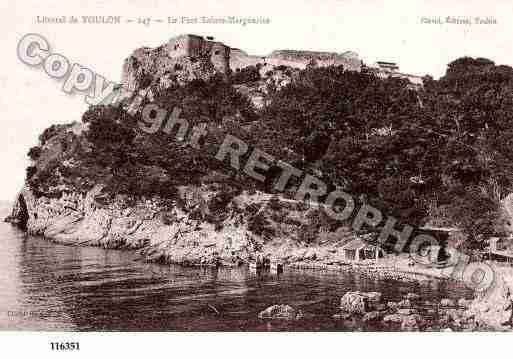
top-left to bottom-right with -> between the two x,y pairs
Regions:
209,41 -> 230,74
166,34 -> 204,58
165,34 -> 230,74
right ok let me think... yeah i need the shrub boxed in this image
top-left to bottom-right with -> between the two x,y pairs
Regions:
231,65 -> 260,84
209,190 -> 235,215
274,65 -> 288,71
26,166 -> 37,179
248,212 -> 275,238
27,146 -> 42,160
39,124 -> 62,146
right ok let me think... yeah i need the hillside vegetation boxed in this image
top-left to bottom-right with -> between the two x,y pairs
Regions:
25,57 -> 513,248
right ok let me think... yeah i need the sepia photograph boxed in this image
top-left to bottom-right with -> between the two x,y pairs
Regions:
1,0 -> 512,357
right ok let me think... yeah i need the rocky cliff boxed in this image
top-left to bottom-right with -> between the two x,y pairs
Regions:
8,182 -> 360,267
9,30 -> 364,266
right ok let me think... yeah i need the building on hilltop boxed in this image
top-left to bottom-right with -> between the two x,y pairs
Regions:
120,34 -> 424,101
376,61 -> 400,72
120,34 -> 231,101
264,49 -> 362,71
366,61 -> 424,88
165,34 -> 362,73
166,34 -> 231,73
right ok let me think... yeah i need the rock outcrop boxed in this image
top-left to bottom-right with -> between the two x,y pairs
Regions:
7,182 -> 366,268
339,291 -> 382,314
258,304 -> 304,320
468,268 -> 513,329
334,291 -> 478,331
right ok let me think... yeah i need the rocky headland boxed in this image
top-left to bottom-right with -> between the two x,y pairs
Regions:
7,34 -> 513,331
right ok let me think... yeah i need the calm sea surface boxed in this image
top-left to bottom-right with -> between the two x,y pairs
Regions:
0,206 -> 473,331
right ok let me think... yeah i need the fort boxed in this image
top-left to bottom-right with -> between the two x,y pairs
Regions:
365,61 -> 424,87
161,34 -> 363,73
121,34 -> 362,85
120,34 -> 422,97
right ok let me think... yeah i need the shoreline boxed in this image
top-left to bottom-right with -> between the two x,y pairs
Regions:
287,259 -> 468,284
2,196 -> 483,287
5,215 -> 513,331
7,186 -> 513,330
12,222 -> 469,286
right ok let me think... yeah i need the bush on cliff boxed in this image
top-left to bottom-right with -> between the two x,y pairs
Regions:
27,146 -> 42,160
231,65 -> 261,84
256,60 -> 513,240
38,124 -> 70,146
153,74 -> 258,124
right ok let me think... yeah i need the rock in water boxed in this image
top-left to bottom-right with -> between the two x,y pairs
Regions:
440,298 -> 456,307
362,311 -> 384,323
405,292 -> 421,301
258,304 -> 303,320
383,314 -> 403,324
397,308 -> 417,315
387,301 -> 399,310
401,314 -> 423,331
339,292 -> 368,314
339,291 -> 383,314
469,273 -> 513,329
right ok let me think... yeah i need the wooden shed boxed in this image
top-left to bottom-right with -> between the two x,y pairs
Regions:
342,239 -> 384,262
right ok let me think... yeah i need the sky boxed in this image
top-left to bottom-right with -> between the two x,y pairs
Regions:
0,0 -> 512,200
